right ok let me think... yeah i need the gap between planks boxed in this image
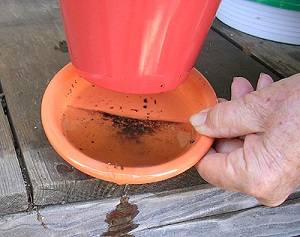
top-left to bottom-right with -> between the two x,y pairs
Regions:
0,89 -> 28,214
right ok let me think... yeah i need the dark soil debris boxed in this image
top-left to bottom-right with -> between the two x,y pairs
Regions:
101,112 -> 174,142
54,40 -> 68,53
0,93 -> 7,115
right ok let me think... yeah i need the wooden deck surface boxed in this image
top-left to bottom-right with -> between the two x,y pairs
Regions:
0,0 -> 299,236
0,93 -> 27,214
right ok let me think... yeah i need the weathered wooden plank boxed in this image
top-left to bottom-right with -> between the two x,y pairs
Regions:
0,186 -> 299,236
196,30 -> 279,100
0,0 -> 280,207
24,147 -> 206,205
0,94 -> 28,215
134,199 -> 300,237
212,19 -> 300,78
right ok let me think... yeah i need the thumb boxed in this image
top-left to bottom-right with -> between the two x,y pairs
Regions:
190,95 -> 265,138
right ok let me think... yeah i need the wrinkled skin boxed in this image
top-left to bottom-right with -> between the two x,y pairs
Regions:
190,73 -> 300,206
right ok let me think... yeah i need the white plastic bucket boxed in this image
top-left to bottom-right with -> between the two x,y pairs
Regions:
216,0 -> 300,45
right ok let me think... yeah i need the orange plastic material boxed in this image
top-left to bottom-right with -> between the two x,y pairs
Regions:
41,63 -> 217,184
59,0 -> 221,94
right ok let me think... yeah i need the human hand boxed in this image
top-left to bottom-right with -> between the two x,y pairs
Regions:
190,73 -> 300,206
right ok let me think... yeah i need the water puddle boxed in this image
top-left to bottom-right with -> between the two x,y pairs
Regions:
101,196 -> 139,237
62,106 -> 195,167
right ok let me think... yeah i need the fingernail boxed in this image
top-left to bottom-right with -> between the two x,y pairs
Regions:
190,111 -> 208,126
232,76 -> 241,82
259,72 -> 265,78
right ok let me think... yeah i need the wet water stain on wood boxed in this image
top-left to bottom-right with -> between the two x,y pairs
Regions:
56,163 -> 74,174
101,196 -> 139,237
54,40 -> 68,53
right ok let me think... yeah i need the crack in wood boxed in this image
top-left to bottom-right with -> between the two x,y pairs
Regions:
0,92 -> 7,115
0,86 -> 34,210
35,206 -> 48,229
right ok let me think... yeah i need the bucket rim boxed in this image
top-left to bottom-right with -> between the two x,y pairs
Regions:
247,0 -> 300,11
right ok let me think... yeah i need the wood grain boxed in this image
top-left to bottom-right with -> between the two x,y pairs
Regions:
0,96 -> 27,215
0,186 -> 299,236
134,199 -> 300,237
212,19 -> 300,78
196,31 -> 279,100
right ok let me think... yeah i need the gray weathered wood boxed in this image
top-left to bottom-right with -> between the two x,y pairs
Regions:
0,97 -> 28,215
0,186 -> 299,236
212,19 -> 300,78
196,31 -> 279,100
134,199 -> 300,237
0,0 -> 287,208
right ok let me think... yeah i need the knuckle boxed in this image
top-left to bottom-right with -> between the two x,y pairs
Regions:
208,102 -> 238,137
206,105 -> 226,137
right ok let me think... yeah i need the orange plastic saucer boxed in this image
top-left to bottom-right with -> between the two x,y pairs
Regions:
41,63 -> 217,184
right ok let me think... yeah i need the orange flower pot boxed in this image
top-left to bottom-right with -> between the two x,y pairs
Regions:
59,0 -> 221,94
42,1 -> 220,184
41,64 -> 217,184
